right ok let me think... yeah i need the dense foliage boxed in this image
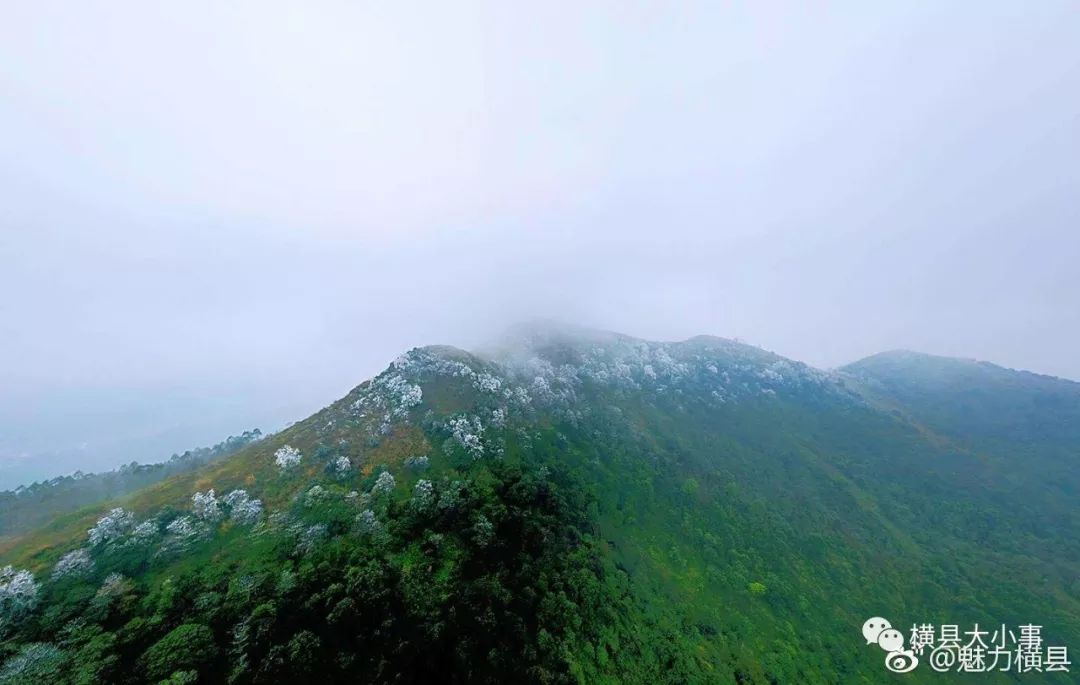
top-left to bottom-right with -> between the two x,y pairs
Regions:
0,442 -> 681,683
1,328 -> 1077,683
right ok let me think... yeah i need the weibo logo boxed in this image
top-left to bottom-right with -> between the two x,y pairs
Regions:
863,617 -> 919,673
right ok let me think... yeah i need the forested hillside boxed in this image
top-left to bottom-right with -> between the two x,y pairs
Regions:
0,431 -> 263,542
0,328 -> 1076,683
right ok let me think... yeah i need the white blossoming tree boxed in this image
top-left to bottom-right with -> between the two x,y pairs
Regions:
399,383 -> 422,409
130,520 -> 160,545
191,489 -> 224,522
52,549 -> 94,580
371,471 -> 396,495
473,372 -> 502,394
0,643 -> 65,681
87,508 -> 135,546
274,444 -> 302,471
332,455 -> 353,478
412,479 -> 435,512
448,416 -> 484,459
159,516 -> 205,555
296,524 -> 328,555
356,509 -> 380,534
223,489 -> 263,525
0,566 -> 39,628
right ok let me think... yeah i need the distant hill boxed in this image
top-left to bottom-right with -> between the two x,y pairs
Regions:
0,430 -> 263,541
0,328 -> 1076,683
842,349 -> 1080,447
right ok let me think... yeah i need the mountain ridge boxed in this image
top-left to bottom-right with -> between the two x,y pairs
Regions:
5,327 -> 1076,562
844,347 -> 1080,385
1,327 -> 1077,683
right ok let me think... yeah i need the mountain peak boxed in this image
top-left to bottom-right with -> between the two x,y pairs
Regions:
845,348 -> 978,367
844,348 -> 1079,387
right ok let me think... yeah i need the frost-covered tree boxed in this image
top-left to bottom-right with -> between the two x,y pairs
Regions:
274,445 -> 302,470
404,455 -> 430,472
531,376 -> 552,400
0,566 -> 39,628
296,524 -> 327,555
371,471 -> 396,495
165,516 -> 199,539
0,642 -> 66,682
223,490 -> 263,525
473,372 -> 502,394
382,375 -> 423,414
356,509 -> 380,534
159,516 -> 205,555
412,479 -> 435,512
448,416 -> 484,459
130,520 -> 160,545
191,489 -> 224,522
87,507 -> 134,546
52,549 -> 93,580
332,455 -> 352,478
400,383 -> 423,409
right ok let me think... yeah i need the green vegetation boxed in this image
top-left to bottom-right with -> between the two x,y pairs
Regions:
1,330 -> 1077,683
0,431 -> 263,542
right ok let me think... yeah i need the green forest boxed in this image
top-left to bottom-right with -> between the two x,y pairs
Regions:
1,331 -> 1077,683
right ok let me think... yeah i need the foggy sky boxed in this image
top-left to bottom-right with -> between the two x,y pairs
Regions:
2,2 -> 1078,488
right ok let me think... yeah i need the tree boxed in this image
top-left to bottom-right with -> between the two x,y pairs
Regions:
274,445 -> 302,471
412,479 -> 435,512
191,489 -> 223,522
87,508 -> 134,546
331,456 -> 352,478
52,549 -> 94,580
223,490 -> 263,526
0,566 -> 39,629
139,623 -> 219,681
286,630 -> 321,678
371,471 -> 395,495
0,643 -> 67,682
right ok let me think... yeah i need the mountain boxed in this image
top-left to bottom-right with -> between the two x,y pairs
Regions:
0,327 -> 1077,683
0,431 -> 264,542
842,349 -> 1080,450
842,350 -> 1080,548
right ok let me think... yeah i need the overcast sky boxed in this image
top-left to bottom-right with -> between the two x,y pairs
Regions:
1,2 -> 1078,487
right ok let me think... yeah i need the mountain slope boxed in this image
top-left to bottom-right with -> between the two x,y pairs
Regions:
1,330 -> 1077,683
842,349 -> 1080,450
0,431 -> 264,543
842,349 -> 1080,559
